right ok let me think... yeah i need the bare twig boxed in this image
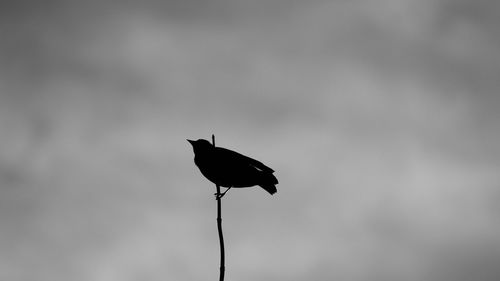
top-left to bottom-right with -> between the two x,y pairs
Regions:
212,134 -> 225,281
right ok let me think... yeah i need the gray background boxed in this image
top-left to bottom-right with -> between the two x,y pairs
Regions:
1,1 -> 500,281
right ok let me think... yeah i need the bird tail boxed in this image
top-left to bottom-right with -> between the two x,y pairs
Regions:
259,172 -> 279,195
259,184 -> 277,195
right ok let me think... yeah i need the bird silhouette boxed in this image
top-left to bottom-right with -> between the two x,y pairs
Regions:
188,139 -> 278,197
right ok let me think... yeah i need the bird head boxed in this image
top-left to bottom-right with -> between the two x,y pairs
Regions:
187,139 -> 213,154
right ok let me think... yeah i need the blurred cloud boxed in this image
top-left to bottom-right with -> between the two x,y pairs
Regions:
1,1 -> 500,281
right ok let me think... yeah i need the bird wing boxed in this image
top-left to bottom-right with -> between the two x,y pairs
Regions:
215,147 -> 275,173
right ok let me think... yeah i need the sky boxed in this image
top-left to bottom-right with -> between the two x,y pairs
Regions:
1,1 -> 500,281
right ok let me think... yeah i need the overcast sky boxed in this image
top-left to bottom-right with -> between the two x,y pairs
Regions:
1,1 -> 500,281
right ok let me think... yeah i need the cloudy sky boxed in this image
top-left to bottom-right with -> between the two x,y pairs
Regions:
1,1 -> 500,281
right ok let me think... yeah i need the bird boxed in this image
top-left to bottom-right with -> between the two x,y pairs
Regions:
187,138 -> 278,197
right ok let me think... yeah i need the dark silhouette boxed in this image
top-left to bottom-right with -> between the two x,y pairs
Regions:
188,138 -> 279,197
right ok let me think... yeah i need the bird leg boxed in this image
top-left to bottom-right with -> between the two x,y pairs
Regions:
214,187 -> 232,199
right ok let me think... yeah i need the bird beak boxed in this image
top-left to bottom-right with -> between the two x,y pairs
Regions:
187,139 -> 194,145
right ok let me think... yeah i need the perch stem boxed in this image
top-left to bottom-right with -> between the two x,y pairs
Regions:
212,134 -> 225,281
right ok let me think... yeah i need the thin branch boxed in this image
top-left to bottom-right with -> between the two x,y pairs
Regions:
212,134 -> 225,281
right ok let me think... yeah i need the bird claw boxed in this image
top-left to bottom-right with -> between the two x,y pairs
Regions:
214,187 -> 231,199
